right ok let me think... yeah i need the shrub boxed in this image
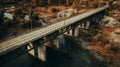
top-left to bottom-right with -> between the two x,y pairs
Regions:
51,8 -> 59,13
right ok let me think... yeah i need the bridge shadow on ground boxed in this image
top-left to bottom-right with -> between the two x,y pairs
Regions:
0,36 -> 108,67
46,36 -> 107,67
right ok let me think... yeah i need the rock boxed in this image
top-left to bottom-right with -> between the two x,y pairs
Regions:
100,16 -> 119,27
109,29 -> 120,48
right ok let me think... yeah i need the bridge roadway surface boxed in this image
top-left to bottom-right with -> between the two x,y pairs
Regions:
0,5 -> 109,56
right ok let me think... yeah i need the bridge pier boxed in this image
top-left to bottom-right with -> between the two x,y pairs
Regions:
79,21 -> 90,29
49,38 -> 60,49
37,45 -> 46,61
34,45 -> 38,56
64,29 -> 73,36
64,32 -> 68,35
74,27 -> 79,37
85,21 -> 90,29
28,40 -> 46,61
81,23 -> 85,28
53,39 -> 60,48
63,26 -> 80,37
57,35 -> 66,49
69,29 -> 73,35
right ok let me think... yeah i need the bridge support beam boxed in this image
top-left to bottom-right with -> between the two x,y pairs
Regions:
85,21 -> 90,29
64,29 -> 73,36
79,21 -> 90,29
53,39 -> 60,48
37,45 -> 46,61
74,27 -> 79,37
57,35 -> 65,49
28,40 -> 46,62
69,29 -> 73,35
49,39 -> 60,49
81,23 -> 85,28
34,45 -> 38,56
64,32 -> 68,35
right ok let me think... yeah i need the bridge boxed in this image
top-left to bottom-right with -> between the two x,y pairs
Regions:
0,5 -> 109,61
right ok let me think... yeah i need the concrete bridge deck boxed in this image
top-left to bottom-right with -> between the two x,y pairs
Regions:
0,5 -> 109,56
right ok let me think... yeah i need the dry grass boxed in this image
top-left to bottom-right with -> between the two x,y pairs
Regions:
88,26 -> 120,60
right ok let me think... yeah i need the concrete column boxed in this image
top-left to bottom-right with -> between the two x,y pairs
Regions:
34,45 -> 38,56
81,23 -> 85,28
72,28 -> 75,35
28,43 -> 38,57
38,45 -> 46,61
74,27 -> 79,37
78,25 -> 82,28
37,40 -> 46,61
27,43 -> 33,50
64,28 -> 75,36
85,21 -> 90,29
52,39 -> 60,48
64,31 -> 68,35
28,40 -> 46,62
57,35 -> 65,48
69,29 -> 73,35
